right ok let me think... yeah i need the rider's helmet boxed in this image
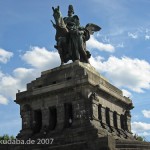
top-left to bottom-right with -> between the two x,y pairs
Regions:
68,5 -> 74,16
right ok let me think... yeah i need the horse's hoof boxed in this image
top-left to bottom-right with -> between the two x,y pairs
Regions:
60,63 -> 64,66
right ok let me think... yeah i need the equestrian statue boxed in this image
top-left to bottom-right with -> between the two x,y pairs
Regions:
51,5 -> 101,65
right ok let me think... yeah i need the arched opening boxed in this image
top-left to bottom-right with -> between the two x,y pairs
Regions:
124,112 -> 128,130
120,114 -> 125,130
49,106 -> 57,130
113,111 -> 118,128
105,107 -> 110,126
33,110 -> 42,133
98,104 -> 102,121
64,103 -> 73,128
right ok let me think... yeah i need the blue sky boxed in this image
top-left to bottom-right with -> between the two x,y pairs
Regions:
0,0 -> 150,141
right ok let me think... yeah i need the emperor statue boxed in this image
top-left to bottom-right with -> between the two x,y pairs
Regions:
51,5 -> 101,65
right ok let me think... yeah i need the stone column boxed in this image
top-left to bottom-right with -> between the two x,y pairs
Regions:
109,110 -> 114,128
56,104 -> 65,130
41,108 -> 49,127
20,111 -> 33,138
21,105 -> 32,130
126,115 -> 131,132
124,110 -> 132,132
72,101 -> 87,127
116,113 -> 121,129
21,113 -> 25,130
92,103 -> 98,119
72,102 -> 79,125
23,111 -> 32,129
101,106 -> 106,128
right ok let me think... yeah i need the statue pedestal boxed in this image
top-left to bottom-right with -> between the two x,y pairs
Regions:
15,61 -> 134,150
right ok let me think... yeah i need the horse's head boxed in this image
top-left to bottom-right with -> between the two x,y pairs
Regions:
52,6 -> 68,38
52,6 -> 62,25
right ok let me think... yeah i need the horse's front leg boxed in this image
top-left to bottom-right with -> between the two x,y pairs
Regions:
56,39 -> 65,65
58,48 -> 64,65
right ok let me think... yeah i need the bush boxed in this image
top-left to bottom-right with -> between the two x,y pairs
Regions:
0,134 -> 15,141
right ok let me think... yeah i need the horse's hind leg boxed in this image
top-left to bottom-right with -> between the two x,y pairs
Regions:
56,39 -> 65,65
54,45 -> 64,65
58,47 -> 64,65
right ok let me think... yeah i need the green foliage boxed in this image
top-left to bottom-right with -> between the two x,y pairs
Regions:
136,135 -> 146,142
0,134 -> 15,141
10,135 -> 15,140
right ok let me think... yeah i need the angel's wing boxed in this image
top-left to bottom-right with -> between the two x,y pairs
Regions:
85,23 -> 101,35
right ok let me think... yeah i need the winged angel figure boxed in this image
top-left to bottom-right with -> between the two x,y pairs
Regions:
51,5 -> 101,65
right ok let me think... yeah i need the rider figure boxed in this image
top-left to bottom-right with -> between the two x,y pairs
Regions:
63,5 -> 79,30
63,5 -> 90,63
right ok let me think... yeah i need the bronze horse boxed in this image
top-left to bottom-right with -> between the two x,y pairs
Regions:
51,6 -> 101,65
51,6 -> 70,64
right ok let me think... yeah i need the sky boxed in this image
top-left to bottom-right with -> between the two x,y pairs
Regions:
0,0 -> 150,141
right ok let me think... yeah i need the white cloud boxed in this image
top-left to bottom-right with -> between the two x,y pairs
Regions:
132,122 -> 150,132
102,36 -> 110,43
0,47 -> 61,105
13,68 -> 35,79
0,68 -> 40,104
0,71 -> 4,78
0,48 -> 13,63
132,115 -> 140,121
0,75 -> 18,100
142,110 -> 150,118
116,42 -> 124,48
132,130 -> 150,140
122,89 -> 132,98
90,56 -> 150,93
22,47 -> 60,70
0,46 -> 149,105
145,35 -> 150,40
13,67 -> 40,90
128,32 -> 138,39
126,27 -> 150,41
139,132 -> 150,137
87,35 -> 115,52
0,95 -> 8,105
146,28 -> 150,33
132,121 -> 150,140
131,122 -> 150,141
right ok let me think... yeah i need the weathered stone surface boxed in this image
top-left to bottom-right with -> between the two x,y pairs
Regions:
116,139 -> 150,150
10,61 -> 150,150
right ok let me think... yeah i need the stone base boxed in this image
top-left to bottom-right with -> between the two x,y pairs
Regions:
1,137 -> 150,150
116,139 -> 150,150
13,62 -> 137,150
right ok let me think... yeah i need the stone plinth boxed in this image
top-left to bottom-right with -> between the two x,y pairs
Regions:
15,61 -> 134,150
